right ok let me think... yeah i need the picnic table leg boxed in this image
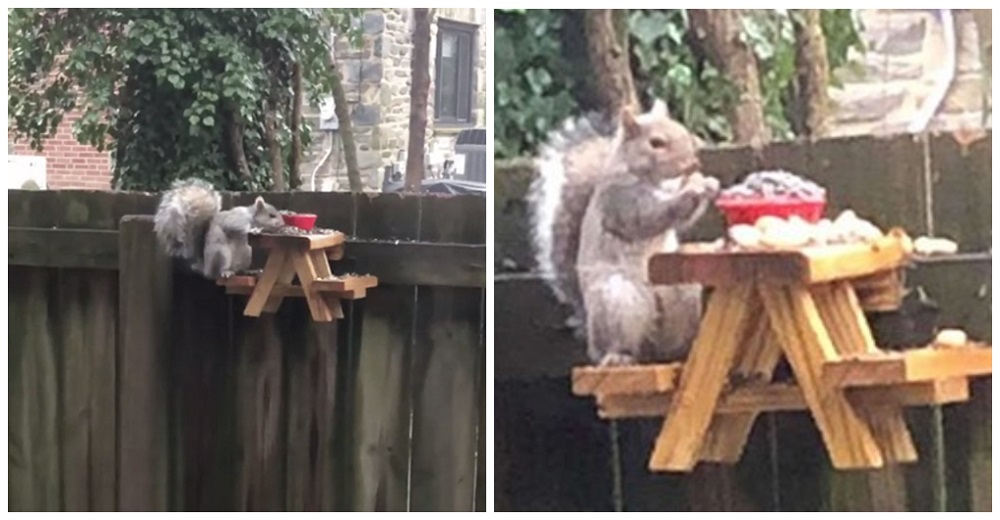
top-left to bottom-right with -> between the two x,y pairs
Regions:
649,283 -> 755,472
309,250 -> 343,319
758,284 -> 884,469
244,249 -> 289,317
700,291 -> 783,463
292,250 -> 334,322
812,281 -> 916,463
262,255 -> 299,313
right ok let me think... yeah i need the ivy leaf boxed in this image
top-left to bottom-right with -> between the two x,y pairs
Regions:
140,33 -> 154,46
168,74 -> 184,89
629,10 -> 671,46
202,115 -> 215,127
189,114 -> 200,126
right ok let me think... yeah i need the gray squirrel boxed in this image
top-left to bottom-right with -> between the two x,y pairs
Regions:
153,178 -> 285,279
528,100 -> 720,366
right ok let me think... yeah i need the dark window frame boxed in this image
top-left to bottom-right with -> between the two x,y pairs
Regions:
434,18 -> 478,127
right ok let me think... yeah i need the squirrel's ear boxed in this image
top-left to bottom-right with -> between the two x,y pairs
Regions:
620,108 -> 641,140
254,196 -> 266,210
650,99 -> 670,118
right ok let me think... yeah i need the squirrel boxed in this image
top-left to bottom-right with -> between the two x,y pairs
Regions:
528,100 -> 720,366
153,178 -> 286,279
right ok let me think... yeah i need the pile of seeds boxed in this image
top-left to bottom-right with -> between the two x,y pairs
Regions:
721,170 -> 826,200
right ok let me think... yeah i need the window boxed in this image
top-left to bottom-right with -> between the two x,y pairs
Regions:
434,19 -> 477,125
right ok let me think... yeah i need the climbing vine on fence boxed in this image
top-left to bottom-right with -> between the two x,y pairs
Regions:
8,8 -> 363,191
494,9 -> 864,159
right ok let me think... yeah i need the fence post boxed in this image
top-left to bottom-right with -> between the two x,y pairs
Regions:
117,215 -> 173,511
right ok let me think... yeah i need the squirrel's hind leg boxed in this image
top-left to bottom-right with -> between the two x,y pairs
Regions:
583,273 -> 656,366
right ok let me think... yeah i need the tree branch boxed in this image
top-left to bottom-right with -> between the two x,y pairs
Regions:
405,8 -> 432,192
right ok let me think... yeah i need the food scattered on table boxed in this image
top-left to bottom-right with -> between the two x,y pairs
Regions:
934,328 -> 968,348
913,236 -> 959,256
713,209 -> 890,252
249,225 -> 339,236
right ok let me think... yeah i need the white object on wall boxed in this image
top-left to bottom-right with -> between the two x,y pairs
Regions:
8,155 -> 47,190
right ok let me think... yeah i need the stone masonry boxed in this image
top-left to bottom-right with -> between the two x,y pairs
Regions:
829,9 -> 991,137
303,8 -> 489,191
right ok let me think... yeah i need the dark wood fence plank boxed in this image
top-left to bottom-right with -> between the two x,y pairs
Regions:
57,271 -> 94,512
347,193 -> 422,511
409,286 -> 482,511
118,216 -> 173,511
279,305 -> 339,511
234,316 -> 287,511
929,133 -> 991,252
475,291 -> 487,512
170,270 -> 239,511
8,268 -> 62,511
409,195 -> 486,511
85,270 -> 119,512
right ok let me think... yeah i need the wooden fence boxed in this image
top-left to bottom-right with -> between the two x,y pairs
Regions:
494,131 -> 992,511
8,190 -> 486,512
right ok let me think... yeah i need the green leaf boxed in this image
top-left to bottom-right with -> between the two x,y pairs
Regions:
140,33 -> 154,46
189,114 -> 200,126
629,10 -> 671,46
202,115 -> 214,127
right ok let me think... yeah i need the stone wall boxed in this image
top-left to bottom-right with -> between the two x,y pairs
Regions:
304,8 -> 489,192
829,9 -> 992,137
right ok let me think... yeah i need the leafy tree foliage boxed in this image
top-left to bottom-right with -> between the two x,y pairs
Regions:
8,8 -> 363,190
494,9 -> 864,158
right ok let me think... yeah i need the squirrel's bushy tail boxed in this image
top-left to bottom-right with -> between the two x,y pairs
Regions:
153,178 -> 221,267
528,112 -> 617,335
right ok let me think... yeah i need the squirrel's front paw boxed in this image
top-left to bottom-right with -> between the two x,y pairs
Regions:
598,352 -> 637,367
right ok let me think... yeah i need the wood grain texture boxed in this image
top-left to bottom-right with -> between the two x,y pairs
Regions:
650,283 -> 755,471
649,235 -> 909,287
118,217 -> 174,511
823,347 -> 993,388
758,285 -> 883,469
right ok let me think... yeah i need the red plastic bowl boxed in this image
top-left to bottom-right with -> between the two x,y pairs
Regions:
715,196 -> 826,227
282,213 -> 317,231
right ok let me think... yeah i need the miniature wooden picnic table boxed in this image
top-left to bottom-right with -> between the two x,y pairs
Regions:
216,231 -> 378,322
572,230 -> 992,471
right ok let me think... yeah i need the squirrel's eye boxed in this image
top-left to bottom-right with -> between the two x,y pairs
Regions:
649,138 -> 668,149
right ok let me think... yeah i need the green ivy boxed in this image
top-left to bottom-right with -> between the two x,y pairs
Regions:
8,8 -> 364,191
494,9 -> 864,158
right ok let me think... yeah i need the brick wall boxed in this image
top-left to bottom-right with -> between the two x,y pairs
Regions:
9,111 -> 113,190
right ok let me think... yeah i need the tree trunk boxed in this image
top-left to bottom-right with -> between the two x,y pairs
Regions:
688,9 -> 770,146
791,10 -> 831,138
584,9 -> 638,114
330,64 -> 363,192
264,98 -> 285,191
289,62 -> 303,188
224,104 -> 253,183
405,8 -> 432,192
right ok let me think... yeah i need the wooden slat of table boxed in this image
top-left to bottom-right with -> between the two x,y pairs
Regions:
648,283 -> 755,472
594,378 -> 970,418
648,235 -> 909,287
571,363 -> 681,397
243,249 -> 289,317
310,250 -> 344,320
759,284 -> 884,470
823,346 -> 993,388
814,281 -> 916,463
700,292 -> 783,463
292,252 -> 334,321
249,232 -> 346,251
